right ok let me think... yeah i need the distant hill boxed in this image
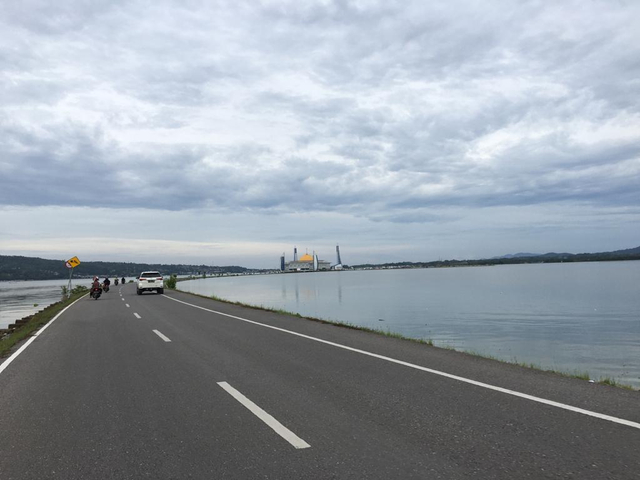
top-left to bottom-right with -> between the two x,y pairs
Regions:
353,245 -> 640,270
491,252 -> 541,259
498,245 -> 640,262
0,255 -> 253,281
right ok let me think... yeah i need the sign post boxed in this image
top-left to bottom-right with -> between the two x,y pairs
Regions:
65,256 -> 81,298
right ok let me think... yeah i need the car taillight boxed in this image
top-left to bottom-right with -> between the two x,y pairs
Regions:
158,277 -> 163,281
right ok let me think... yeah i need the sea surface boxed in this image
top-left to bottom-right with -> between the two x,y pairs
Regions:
179,262 -> 640,388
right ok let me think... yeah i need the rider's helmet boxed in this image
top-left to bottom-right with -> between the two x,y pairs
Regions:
93,276 -> 98,281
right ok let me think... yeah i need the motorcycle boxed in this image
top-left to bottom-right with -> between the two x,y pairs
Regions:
114,278 -> 119,286
103,283 -> 110,293
90,286 -> 102,300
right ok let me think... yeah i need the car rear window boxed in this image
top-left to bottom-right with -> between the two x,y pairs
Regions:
141,272 -> 161,278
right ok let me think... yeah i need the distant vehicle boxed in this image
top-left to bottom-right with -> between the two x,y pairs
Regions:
137,271 -> 164,295
90,286 -> 102,300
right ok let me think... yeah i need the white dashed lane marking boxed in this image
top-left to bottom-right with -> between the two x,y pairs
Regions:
153,330 -> 171,342
218,381 -> 310,449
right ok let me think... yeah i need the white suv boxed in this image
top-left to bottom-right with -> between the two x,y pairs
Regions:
137,271 -> 164,295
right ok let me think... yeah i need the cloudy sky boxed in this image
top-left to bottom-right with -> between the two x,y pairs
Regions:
1,0 -> 639,268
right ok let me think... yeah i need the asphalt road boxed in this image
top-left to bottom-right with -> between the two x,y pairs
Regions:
0,284 -> 639,479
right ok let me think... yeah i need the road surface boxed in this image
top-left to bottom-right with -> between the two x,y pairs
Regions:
1,284 -> 639,479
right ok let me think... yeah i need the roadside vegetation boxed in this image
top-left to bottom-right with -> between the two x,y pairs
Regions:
597,376 -> 634,389
60,284 -> 88,297
0,287 -> 88,358
164,275 -> 177,289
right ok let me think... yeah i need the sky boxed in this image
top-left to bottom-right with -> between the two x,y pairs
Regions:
1,0 -> 639,269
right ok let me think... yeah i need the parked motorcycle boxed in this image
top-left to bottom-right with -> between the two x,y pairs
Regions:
90,287 -> 102,300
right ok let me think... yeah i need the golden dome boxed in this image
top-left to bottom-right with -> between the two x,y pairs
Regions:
299,253 -> 314,262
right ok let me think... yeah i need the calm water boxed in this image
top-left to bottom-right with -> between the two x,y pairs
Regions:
179,262 -> 640,388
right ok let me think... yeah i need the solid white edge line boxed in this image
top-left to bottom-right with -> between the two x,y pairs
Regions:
152,329 -> 171,342
0,294 -> 88,376
133,312 -> 141,319
163,294 -> 640,431
218,381 -> 310,449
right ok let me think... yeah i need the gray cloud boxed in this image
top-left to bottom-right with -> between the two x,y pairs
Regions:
1,0 -> 640,264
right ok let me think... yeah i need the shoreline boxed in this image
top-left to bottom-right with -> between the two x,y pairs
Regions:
172,285 -> 637,391
0,290 -> 88,358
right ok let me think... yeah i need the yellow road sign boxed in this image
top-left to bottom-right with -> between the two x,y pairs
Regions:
67,256 -> 81,268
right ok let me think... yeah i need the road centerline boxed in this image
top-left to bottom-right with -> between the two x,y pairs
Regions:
133,312 -> 141,319
217,381 -> 310,450
152,330 -> 171,342
163,294 -> 640,431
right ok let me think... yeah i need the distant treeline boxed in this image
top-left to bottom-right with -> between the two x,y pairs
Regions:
352,245 -> 640,269
0,255 -> 251,281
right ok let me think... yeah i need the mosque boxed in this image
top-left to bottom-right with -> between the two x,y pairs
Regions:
280,247 -> 336,272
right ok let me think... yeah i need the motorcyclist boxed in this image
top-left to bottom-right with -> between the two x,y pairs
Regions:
121,277 -> 126,285
103,277 -> 111,292
114,278 -> 119,286
91,276 -> 101,297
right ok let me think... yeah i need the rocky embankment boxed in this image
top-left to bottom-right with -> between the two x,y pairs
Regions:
0,315 -> 35,341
